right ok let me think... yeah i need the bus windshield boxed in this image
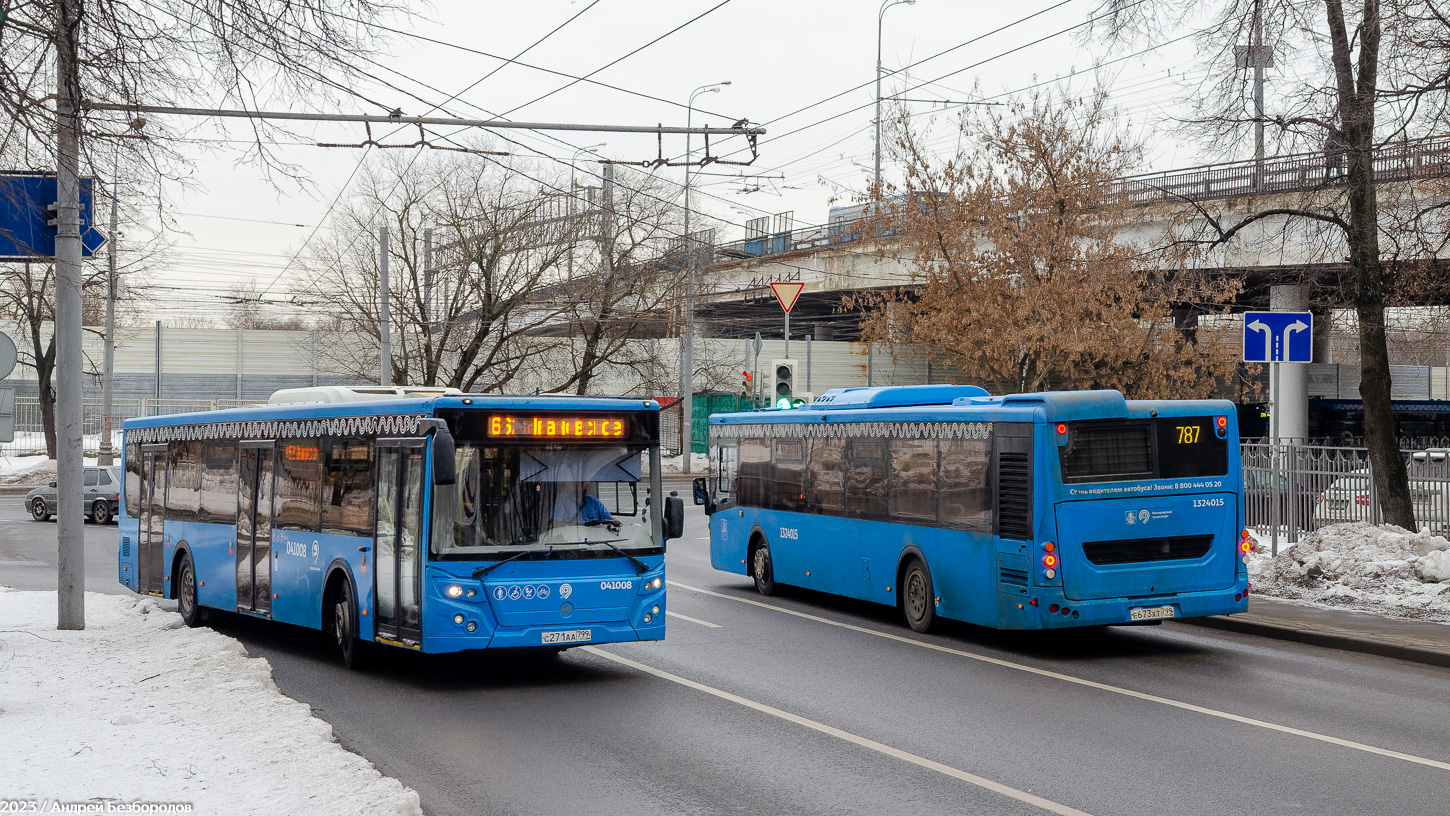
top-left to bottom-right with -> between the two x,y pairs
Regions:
431,443 -> 659,560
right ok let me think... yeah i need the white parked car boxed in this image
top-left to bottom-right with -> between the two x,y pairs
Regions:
1311,451 -> 1450,534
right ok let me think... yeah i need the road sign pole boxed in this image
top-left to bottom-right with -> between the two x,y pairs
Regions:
784,311 -> 790,359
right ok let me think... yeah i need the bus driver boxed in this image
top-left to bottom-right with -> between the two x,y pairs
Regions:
551,482 -> 620,532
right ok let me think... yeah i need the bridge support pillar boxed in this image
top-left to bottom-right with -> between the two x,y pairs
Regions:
1271,284 -> 1310,442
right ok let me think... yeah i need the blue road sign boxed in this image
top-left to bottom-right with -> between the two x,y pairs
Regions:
0,173 -> 105,261
1243,311 -> 1313,363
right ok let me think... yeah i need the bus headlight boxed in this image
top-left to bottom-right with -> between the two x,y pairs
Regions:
643,613 -> 653,624
454,614 -> 465,625
651,605 -> 660,615
446,585 -> 463,598
645,577 -> 663,591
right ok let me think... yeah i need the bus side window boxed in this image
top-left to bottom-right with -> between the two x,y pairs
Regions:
323,437 -> 375,536
889,438 -> 937,522
124,440 -> 141,518
737,439 -> 771,508
845,439 -> 889,521
940,438 -> 991,533
772,439 -> 806,512
200,441 -> 238,524
711,443 -> 738,505
806,437 -> 845,515
168,441 -> 202,523
276,438 -> 323,532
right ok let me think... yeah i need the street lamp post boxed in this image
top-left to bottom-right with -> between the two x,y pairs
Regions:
568,142 -> 606,278
681,81 -> 729,474
875,0 -> 916,198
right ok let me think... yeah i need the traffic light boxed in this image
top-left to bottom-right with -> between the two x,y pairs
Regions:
770,359 -> 796,409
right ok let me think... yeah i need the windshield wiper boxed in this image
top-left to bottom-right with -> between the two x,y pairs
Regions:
579,537 -> 650,574
473,545 -> 554,578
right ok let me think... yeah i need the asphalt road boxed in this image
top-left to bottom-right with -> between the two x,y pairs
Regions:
4,495 -> 1449,815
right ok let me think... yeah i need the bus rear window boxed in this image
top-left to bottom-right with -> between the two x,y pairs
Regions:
1060,418 -> 1226,482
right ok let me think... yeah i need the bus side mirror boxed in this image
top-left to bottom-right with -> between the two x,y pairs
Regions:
430,421 -> 456,486
692,477 -> 708,506
664,494 -> 684,541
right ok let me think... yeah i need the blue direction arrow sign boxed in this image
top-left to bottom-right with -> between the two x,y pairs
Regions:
1243,311 -> 1313,363
0,173 -> 105,261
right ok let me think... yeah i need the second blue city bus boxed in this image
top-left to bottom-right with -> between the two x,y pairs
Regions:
118,388 -> 683,667
695,385 -> 1250,632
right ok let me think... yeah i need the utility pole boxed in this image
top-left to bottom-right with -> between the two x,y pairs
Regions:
1237,5 -> 1273,189
875,0 -> 916,198
379,225 -> 391,386
682,82 -> 728,474
423,228 -> 433,328
97,180 -> 118,467
54,0 -> 85,630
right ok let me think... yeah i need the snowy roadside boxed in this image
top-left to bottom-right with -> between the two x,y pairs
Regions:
1247,522 -> 1450,623
0,589 -> 422,816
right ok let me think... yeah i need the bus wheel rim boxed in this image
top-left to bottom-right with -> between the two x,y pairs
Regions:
907,572 -> 925,620
755,550 -> 767,580
180,565 -> 194,615
335,601 -> 349,646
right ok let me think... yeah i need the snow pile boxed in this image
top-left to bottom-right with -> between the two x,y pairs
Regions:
1249,522 -> 1450,621
0,589 -> 422,816
0,454 -> 104,486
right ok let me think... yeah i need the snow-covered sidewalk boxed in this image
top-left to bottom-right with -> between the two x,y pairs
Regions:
1249,522 -> 1450,623
0,589 -> 422,815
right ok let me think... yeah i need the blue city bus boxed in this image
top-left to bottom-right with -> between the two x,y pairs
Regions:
117,389 -> 684,667
694,385 -> 1249,632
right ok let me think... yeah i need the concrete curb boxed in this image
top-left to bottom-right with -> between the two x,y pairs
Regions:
1177,615 -> 1450,669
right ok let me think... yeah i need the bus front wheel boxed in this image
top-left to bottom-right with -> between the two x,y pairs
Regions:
752,541 -> 776,596
332,580 -> 369,670
902,559 -> 936,633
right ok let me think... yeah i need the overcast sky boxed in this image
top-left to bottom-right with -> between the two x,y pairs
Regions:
143,0 -> 1236,323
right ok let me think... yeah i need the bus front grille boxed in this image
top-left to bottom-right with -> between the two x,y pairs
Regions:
1081,535 -> 1214,565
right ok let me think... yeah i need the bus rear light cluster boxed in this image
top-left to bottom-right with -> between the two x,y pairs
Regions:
1042,543 -> 1058,579
1215,416 -> 1229,438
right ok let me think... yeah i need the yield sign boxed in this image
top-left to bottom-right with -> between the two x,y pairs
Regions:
769,281 -> 805,313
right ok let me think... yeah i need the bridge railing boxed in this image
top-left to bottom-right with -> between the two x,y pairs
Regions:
715,136 -> 1450,263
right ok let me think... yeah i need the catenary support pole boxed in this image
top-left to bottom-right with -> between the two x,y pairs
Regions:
97,178 -> 118,466
806,333 -> 813,392
153,321 -> 161,401
54,0 -> 85,629
379,225 -> 391,386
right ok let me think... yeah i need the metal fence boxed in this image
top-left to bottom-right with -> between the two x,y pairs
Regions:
2,396 -> 265,458
1242,442 -> 1450,552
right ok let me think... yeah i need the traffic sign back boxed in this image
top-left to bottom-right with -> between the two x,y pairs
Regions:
0,172 -> 105,260
1243,311 -> 1313,363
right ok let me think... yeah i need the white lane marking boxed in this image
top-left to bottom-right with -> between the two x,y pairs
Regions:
582,646 -> 1093,816
665,610 -> 721,628
667,580 -> 1450,773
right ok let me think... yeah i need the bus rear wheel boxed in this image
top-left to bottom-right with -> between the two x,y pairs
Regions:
902,559 -> 936,633
752,541 -> 777,596
332,580 -> 369,670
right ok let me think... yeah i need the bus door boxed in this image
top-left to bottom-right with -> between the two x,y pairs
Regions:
373,438 -> 425,644
237,441 -> 276,616
137,444 -> 169,596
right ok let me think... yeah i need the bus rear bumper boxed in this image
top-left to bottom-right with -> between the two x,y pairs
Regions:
1001,583 -> 1250,630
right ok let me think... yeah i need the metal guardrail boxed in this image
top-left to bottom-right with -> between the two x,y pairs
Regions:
1243,442 -> 1450,553
715,137 -> 1450,262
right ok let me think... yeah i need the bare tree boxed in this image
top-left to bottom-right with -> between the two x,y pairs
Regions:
298,152 -> 577,392
854,91 -> 1241,398
1096,0 -> 1450,529
543,165 -> 688,395
223,280 -> 307,330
